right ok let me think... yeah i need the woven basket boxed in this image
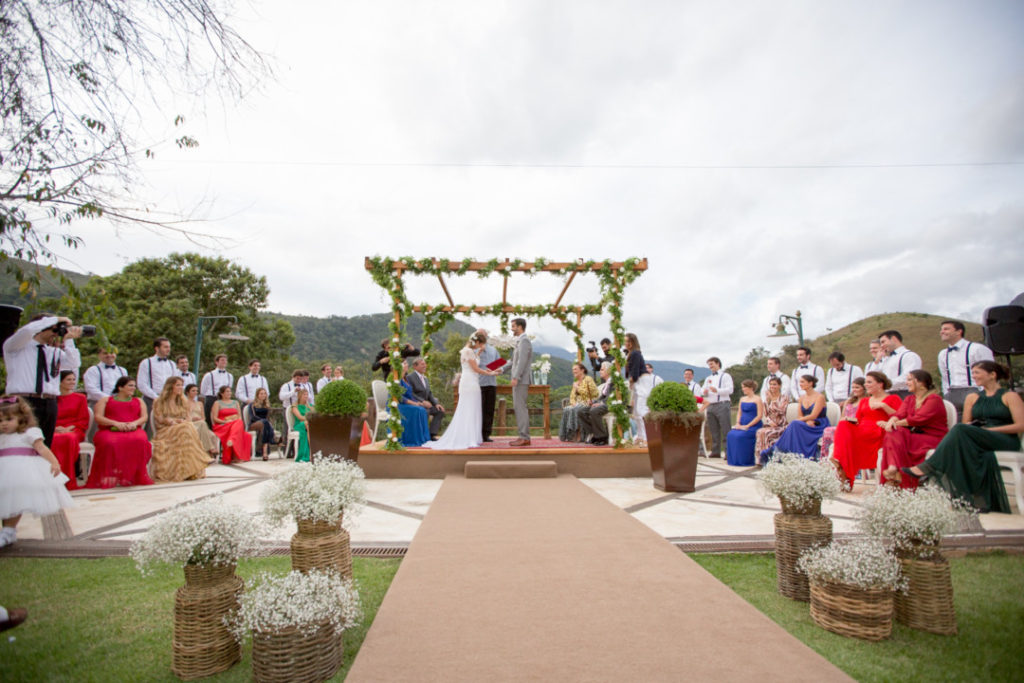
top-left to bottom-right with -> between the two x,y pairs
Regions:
172,563 -> 244,680
895,554 -> 957,635
252,620 -> 343,683
774,512 -> 832,601
809,579 -> 893,641
779,496 -> 822,516
291,517 -> 352,579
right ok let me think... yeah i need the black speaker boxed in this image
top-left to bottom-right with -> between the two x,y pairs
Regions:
0,304 -> 24,347
983,305 -> 1024,355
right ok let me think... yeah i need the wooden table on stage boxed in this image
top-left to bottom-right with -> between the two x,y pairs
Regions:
454,384 -> 551,439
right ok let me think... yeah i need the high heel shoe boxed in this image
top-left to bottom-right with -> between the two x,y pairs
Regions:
900,466 -> 922,481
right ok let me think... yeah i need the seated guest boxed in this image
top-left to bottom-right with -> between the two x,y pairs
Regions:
290,388 -> 313,462
392,360 -> 429,447
184,383 -> 219,456
821,377 -> 866,459
211,386 -> 252,464
824,352 -> 864,404
726,380 -> 763,466
248,387 -> 276,461
879,330 -> 922,398
150,377 -> 211,482
52,371 -> 88,490
84,377 -> 153,489
755,377 -> 789,461
886,362 -> 1023,512
559,363 -> 599,442
763,375 -> 829,463
579,363 -> 615,445
829,373 -> 901,490
938,320 -> 994,419
406,357 -> 446,440
878,370 -> 949,490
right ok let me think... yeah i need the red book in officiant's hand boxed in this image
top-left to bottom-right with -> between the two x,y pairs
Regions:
486,358 -> 507,371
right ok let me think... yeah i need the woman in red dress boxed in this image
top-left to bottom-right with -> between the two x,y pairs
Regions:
52,371 -> 88,490
879,370 -> 949,490
211,386 -> 251,464
829,371 -> 901,489
85,377 -> 154,489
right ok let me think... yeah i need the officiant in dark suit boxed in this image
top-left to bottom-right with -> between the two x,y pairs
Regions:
407,357 -> 445,439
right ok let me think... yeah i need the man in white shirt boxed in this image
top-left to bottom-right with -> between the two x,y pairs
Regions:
407,357 -> 445,439
760,357 -> 791,403
879,330 -> 922,398
316,363 -> 333,394
824,351 -> 864,403
701,356 -> 733,459
175,355 -> 197,387
938,320 -> 994,417
863,340 -> 886,375
645,363 -> 665,387
137,337 -> 175,434
235,359 -> 269,404
279,369 -> 316,409
683,368 -> 702,399
200,354 -> 233,425
83,347 -> 127,404
790,347 -> 825,400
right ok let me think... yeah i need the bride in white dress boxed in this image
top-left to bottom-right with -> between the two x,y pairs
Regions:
426,334 -> 499,450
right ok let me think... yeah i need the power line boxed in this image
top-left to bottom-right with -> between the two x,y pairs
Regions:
167,159 -> 1024,170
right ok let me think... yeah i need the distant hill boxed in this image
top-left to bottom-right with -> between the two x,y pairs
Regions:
0,257 -> 92,306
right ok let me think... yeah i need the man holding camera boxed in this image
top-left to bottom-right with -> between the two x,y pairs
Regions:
587,338 -> 613,380
3,315 -> 84,446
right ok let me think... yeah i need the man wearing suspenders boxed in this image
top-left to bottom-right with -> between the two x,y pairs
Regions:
879,330 -> 922,400
938,320 -> 994,419
136,337 -> 176,437
824,351 -> 864,403
200,354 -> 233,426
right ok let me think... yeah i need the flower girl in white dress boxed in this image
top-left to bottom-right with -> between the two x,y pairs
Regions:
426,334 -> 499,450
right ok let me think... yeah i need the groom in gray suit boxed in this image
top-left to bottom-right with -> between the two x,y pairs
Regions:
509,317 -> 533,446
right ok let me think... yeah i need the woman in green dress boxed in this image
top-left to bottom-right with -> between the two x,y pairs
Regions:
888,361 -> 1023,513
291,388 -> 313,463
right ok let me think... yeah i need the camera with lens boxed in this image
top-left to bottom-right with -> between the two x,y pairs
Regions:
586,340 -> 598,356
51,321 -> 96,338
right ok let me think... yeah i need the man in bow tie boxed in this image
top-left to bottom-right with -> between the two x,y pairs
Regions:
235,359 -> 268,404
175,355 -> 197,387
879,330 -> 921,398
83,347 -> 128,405
701,356 -> 733,458
759,357 -> 791,402
407,357 -> 445,440
789,347 -> 825,400
824,351 -> 864,403
200,354 -> 233,425
937,320 -> 993,418
863,340 -> 886,375
137,337 -> 175,434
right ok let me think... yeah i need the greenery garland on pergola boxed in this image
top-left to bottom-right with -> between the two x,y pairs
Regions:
365,257 -> 648,450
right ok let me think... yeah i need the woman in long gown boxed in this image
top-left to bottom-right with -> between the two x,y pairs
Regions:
426,334 -> 499,450
879,370 -> 949,489
185,383 -> 220,455
726,380 -> 763,466
887,361 -> 1023,512
211,386 -> 251,464
52,371 -> 88,490
830,372 -> 902,489
85,377 -> 154,489
755,377 -> 788,459
150,377 -> 211,482
624,333 -> 653,442
765,374 -> 829,462
249,387 -> 276,460
820,378 -> 865,459
392,363 -> 430,448
290,388 -> 313,462
559,363 -> 599,442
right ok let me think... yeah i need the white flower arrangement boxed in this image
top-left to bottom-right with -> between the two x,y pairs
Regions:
130,493 -> 263,574
489,333 -> 516,351
798,538 -> 907,591
856,483 -> 972,553
261,454 -> 366,527
757,452 -> 843,507
531,355 -> 552,374
226,569 -> 362,640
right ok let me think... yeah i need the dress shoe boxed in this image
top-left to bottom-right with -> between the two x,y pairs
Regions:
509,438 -> 532,447
591,438 -> 608,446
482,438 -> 493,442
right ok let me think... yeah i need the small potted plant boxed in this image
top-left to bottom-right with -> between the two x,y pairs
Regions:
227,569 -> 362,683
309,378 -> 368,461
130,494 -> 263,680
799,538 -> 906,641
643,381 -> 704,492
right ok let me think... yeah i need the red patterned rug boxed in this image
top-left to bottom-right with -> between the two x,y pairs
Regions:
408,437 -> 609,450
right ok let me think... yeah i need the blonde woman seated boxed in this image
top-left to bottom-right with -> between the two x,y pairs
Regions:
151,377 -> 212,482
559,362 -> 599,442
185,383 -> 219,456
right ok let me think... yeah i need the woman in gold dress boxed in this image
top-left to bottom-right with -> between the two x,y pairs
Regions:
151,377 -> 212,482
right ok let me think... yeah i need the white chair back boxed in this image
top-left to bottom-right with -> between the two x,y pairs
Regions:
371,380 -> 390,441
784,403 -> 801,424
825,401 -> 841,426
941,399 -> 957,430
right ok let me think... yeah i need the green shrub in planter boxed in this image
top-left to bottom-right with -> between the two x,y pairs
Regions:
314,379 -> 367,417
646,382 -> 701,427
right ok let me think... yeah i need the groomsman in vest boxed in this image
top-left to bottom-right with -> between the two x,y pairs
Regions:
701,357 -> 733,458
938,320 -> 994,418
759,357 -> 791,403
83,347 -> 127,406
407,357 -> 445,440
200,354 -> 233,426
879,330 -> 921,399
790,347 -> 825,400
175,355 -> 197,387
476,329 -> 499,442
863,340 -> 886,375
824,351 -> 864,403
235,359 -> 269,404
137,337 -> 175,436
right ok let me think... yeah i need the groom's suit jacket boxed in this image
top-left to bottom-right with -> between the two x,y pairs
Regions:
406,372 -> 438,407
510,335 -> 533,384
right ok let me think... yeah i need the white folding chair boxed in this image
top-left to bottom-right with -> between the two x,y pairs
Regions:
78,407 -> 96,483
371,380 -> 389,440
875,399 -> 958,482
995,434 -> 1024,514
284,407 -> 301,459
241,404 -> 260,457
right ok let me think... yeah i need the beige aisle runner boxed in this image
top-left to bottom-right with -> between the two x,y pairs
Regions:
347,474 -> 851,682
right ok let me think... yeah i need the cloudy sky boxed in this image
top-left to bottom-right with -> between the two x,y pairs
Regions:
46,0 -> 1024,366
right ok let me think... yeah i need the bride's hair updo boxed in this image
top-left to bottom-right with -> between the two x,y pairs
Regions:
467,332 -> 483,347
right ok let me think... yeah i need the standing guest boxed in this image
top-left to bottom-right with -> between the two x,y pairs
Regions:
829,372 -> 901,489
211,386 -> 252,464
509,319 -> 534,447
279,369 -> 316,410
184,384 -> 219,456
85,377 -> 153,489
372,340 -> 420,381
824,351 -> 864,404
136,337 -> 175,434
765,375 -> 829,462
878,370 -> 949,489
290,388 -> 314,463
3,314 -> 83,447
683,368 -> 702,402
759,357 -> 791,404
863,340 -> 886,375
879,330 -> 922,398
235,359 -> 269,405
789,347 -> 825,400
587,338 -> 613,380
199,354 -> 233,426
755,377 -> 789,461
645,363 -> 665,387
885,362 -> 1022,512
0,396 -> 75,549
316,363 -> 333,394
476,329 -> 500,442
579,362 -> 615,445
174,356 -> 196,387
625,334 -> 655,443
52,371 -> 88,490
331,366 -> 345,381
407,357 -> 446,440
150,377 -> 211,482
82,347 -> 127,406
821,377 -> 866,460
726,380 -> 763,466
248,387 -> 276,461
702,356 -> 733,458
559,363 -> 599,442
937,320 -> 994,418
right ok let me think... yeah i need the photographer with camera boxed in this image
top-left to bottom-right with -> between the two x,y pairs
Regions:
3,314 -> 88,446
586,338 -> 613,380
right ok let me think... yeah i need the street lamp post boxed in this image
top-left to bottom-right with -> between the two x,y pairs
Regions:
193,316 -> 250,374
768,311 -> 804,347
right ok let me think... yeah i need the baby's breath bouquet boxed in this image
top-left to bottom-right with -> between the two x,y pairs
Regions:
798,538 -> 907,592
757,453 -> 842,513
856,484 -> 972,557
226,569 -> 362,640
261,454 -> 366,527
130,494 -> 263,573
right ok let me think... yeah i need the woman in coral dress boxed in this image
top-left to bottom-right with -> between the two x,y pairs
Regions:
879,370 -> 951,489
830,372 -> 901,489
150,378 -> 212,482
52,371 -> 88,490
211,386 -> 251,464
85,377 -> 154,489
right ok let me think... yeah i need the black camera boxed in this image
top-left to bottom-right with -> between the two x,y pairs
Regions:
586,341 -> 598,355
51,322 -> 96,338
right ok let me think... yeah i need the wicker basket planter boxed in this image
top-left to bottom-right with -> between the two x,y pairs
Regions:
809,578 -> 894,641
172,563 -> 244,679
779,495 -> 822,516
291,516 -> 352,579
774,510 -> 832,601
895,552 -> 957,635
252,620 -> 344,683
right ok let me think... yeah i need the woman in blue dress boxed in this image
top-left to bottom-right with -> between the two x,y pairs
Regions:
393,361 -> 430,447
764,374 -> 830,462
726,380 -> 763,466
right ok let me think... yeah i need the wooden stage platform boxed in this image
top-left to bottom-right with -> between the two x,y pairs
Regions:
357,438 -> 652,478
